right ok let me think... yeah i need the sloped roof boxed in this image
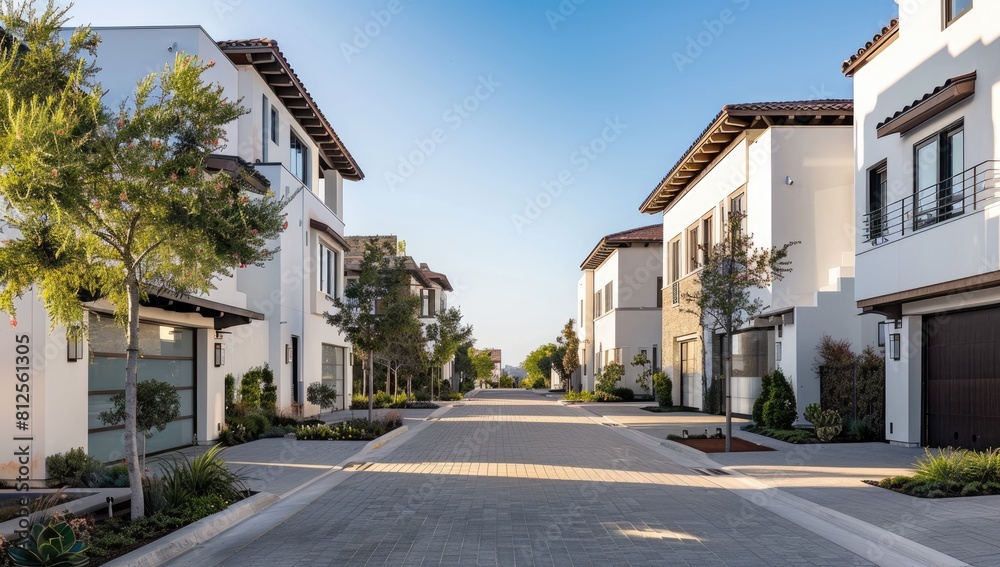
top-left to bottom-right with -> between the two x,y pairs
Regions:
638,101 -> 853,214
218,38 -> 363,181
876,72 -> 976,137
419,264 -> 454,292
581,224 -> 663,270
842,19 -> 899,77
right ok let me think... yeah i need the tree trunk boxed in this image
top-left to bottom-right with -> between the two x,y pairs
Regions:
367,352 -> 374,422
125,278 -> 144,519
725,322 -> 733,453
385,365 -> 390,395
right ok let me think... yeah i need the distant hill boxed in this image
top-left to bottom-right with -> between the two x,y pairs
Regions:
503,365 -> 527,379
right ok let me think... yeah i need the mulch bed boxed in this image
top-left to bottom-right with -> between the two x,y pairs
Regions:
671,437 -> 774,453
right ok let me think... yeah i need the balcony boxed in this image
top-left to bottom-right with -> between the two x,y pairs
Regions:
863,160 -> 1000,244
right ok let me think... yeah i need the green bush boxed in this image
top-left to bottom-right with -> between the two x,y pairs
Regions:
874,448 -> 1000,498
259,426 -> 289,439
92,463 -> 130,488
762,370 -> 797,430
170,493 -> 230,524
414,390 -> 431,402
259,365 -> 277,415
752,372 -> 774,425
843,415 -> 879,441
652,372 -> 672,407
306,382 -> 338,412
563,390 -> 594,402
706,375 -> 723,415
497,375 -> 514,388
596,362 -> 624,393
224,373 -> 236,417
296,413 -> 403,441
239,368 -> 262,409
743,424 -> 818,444
45,447 -> 102,487
591,390 -> 622,402
612,387 -> 634,401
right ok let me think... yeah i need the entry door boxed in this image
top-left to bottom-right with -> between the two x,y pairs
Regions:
291,336 -> 300,404
680,340 -> 699,408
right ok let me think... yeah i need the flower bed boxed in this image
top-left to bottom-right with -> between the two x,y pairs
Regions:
868,447 -> 1000,498
295,413 -> 403,441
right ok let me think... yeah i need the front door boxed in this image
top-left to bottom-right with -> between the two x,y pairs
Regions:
680,340 -> 699,408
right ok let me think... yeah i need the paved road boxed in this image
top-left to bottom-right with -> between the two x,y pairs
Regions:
205,390 -> 877,566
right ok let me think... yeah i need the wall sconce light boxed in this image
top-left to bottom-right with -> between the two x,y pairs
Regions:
877,321 -> 887,347
889,333 -> 901,361
775,341 -> 782,361
67,334 -> 84,362
214,343 -> 225,367
285,344 -> 292,364
894,319 -> 903,329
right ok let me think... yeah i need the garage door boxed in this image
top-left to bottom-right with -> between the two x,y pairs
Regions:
924,307 -> 1000,450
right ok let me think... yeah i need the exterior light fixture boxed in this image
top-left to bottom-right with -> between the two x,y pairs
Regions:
889,333 -> 901,361
67,334 -> 84,361
775,341 -> 782,361
878,321 -> 887,347
285,344 -> 293,363
214,343 -> 225,367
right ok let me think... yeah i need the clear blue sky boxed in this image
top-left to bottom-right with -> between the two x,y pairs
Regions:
65,0 -> 898,366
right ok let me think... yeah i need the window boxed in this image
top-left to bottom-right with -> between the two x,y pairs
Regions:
669,239 -> 681,282
321,344 -> 346,411
656,276 -> 663,308
604,281 -> 613,313
914,122 -> 964,229
652,345 -> 658,371
261,95 -> 270,162
595,289 -> 603,317
730,191 -> 746,235
440,293 -> 447,313
579,300 -> 583,323
270,106 -> 278,144
319,244 -> 337,297
420,289 -> 436,318
945,0 -> 972,26
867,161 -> 888,240
702,215 -> 713,262
290,131 -> 310,187
687,225 -> 699,273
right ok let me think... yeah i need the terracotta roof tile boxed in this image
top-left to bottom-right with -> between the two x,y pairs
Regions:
581,224 -> 663,270
876,72 -> 977,135
842,19 -> 899,76
218,38 -> 364,181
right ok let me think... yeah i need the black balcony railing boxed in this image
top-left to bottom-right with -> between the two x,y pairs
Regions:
863,160 -> 1000,244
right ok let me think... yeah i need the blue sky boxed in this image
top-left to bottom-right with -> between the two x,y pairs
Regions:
65,0 -> 898,366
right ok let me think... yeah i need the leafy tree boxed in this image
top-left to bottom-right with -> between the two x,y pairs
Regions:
375,316 -> 426,397
425,306 -> 473,399
596,361 -> 624,393
683,212 -> 797,451
631,353 -> 652,394
523,343 -> 556,384
0,2 -> 286,518
469,348 -> 495,385
327,239 -> 416,420
98,379 -> 180,468
306,382 -> 337,413
762,369 -> 797,429
453,339 -> 475,385
554,319 -> 580,390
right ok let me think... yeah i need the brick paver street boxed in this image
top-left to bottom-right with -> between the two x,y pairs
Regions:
204,390 -> 881,566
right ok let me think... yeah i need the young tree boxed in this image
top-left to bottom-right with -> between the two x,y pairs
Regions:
523,343 -> 556,384
306,382 -> 337,413
684,212 -> 797,451
375,317 -> 426,397
425,306 -> 473,399
453,338 -> 475,388
327,239 -> 416,420
555,319 -> 580,391
0,2 -> 286,518
98,379 -> 180,469
631,352 -> 652,394
469,347 -> 495,386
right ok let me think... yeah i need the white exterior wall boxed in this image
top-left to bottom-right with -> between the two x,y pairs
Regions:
577,271 -> 595,391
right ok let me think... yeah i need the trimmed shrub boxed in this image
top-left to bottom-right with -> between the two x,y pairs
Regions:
706,375 -> 723,415
563,390 -> 594,402
259,365 -> 277,415
612,387 -> 634,401
296,412 -> 403,441
762,370 -> 797,430
45,448 -> 102,487
591,390 -> 622,402
752,372 -> 773,425
224,373 -> 236,417
239,368 -> 262,409
652,372 -> 672,408
596,361 -> 624,393
414,390 -> 431,402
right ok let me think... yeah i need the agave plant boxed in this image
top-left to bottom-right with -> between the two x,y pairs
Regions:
804,403 -> 843,442
7,520 -> 89,567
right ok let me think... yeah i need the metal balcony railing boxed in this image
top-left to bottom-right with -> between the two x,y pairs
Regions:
863,160 -> 1000,244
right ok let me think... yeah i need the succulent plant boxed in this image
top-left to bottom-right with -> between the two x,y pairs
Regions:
7,520 -> 89,566
804,403 -> 843,442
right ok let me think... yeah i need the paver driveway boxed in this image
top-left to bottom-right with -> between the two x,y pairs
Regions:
206,390 -> 873,566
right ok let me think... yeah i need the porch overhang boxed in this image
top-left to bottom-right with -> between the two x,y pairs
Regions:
857,270 -> 1000,319
876,72 -> 976,138
753,307 -> 794,328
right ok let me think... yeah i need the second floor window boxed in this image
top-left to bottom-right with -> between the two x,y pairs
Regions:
656,276 -> 663,308
868,161 -> 888,240
687,226 -> 699,273
420,289 -> 436,318
290,131 -> 310,187
595,289 -> 603,317
914,122 -> 964,229
319,244 -> 337,297
730,192 -> 746,235
604,281 -> 613,313
945,0 -> 972,26
261,95 -> 270,162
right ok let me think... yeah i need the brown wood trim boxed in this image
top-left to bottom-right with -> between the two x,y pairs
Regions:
659,133 -> 747,217
310,219 -> 351,251
877,72 -> 976,138
843,25 -> 899,78
857,270 -> 1000,310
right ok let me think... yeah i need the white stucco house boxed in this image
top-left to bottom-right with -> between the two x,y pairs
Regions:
577,225 -> 663,395
639,101 -> 880,420
0,25 -> 363,480
845,0 -> 1000,449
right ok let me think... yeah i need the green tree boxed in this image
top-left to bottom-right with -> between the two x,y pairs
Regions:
425,306 -> 473,399
596,361 -> 624,393
684,212 -> 797,451
306,382 -> 337,413
469,348 -> 495,385
98,379 -> 180,468
0,2 -> 286,518
375,315 -> 426,397
326,239 -> 416,420
631,352 -> 652,394
453,339 -> 475,387
523,343 -> 556,384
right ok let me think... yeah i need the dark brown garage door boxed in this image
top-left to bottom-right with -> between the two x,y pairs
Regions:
924,307 -> 1000,450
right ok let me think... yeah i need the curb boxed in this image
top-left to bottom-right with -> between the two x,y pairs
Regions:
106,492 -> 280,567
362,425 -> 409,452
